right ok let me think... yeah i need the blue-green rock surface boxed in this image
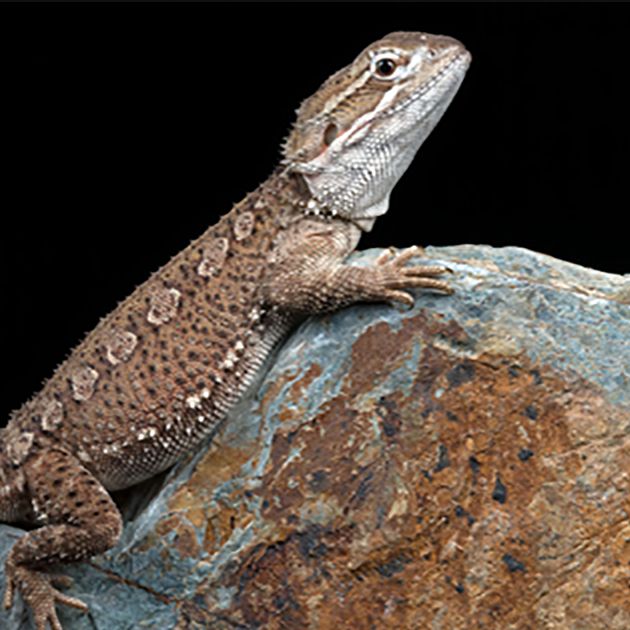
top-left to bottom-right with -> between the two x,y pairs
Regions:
1,246 -> 628,629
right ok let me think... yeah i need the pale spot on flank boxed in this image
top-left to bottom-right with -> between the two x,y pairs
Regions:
186,394 -> 201,409
72,366 -> 99,402
41,398 -> 64,432
77,450 -> 92,463
248,307 -> 262,322
105,328 -> 138,365
201,388 -> 211,399
221,349 -> 239,370
197,237 -> 229,277
7,432 -> 34,466
233,211 -> 255,241
147,286 -> 181,326
32,499 -> 50,524
137,426 -> 158,441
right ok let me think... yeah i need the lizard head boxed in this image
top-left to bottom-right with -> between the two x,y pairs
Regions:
283,31 -> 471,231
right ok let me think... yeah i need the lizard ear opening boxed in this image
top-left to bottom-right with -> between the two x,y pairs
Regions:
323,123 -> 338,147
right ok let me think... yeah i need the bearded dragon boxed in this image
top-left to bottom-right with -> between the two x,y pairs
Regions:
1,31 -> 470,629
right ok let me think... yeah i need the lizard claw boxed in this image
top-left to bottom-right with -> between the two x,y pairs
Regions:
375,246 -> 398,266
376,245 -> 425,267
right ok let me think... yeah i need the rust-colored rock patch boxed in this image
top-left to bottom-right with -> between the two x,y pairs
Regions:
201,310 -> 629,629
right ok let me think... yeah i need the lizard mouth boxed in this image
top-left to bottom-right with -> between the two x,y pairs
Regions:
383,51 -> 471,119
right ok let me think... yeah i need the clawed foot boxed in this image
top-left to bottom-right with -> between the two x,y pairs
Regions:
374,246 -> 453,307
4,564 -> 88,630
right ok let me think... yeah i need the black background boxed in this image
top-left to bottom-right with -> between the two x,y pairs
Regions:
3,4 -> 629,423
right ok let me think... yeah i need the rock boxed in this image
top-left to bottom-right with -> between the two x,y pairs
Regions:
1,245 -> 629,629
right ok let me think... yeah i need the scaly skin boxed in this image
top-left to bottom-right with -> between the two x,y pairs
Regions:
1,31 -> 470,629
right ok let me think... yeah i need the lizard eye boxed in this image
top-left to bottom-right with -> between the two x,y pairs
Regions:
370,53 -> 402,80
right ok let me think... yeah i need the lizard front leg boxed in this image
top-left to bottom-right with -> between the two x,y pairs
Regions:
262,223 -> 452,314
3,449 -> 122,630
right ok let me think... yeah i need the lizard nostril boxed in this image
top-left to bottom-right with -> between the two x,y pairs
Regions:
427,48 -> 438,59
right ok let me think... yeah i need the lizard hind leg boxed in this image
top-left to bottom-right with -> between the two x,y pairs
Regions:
3,449 -> 122,630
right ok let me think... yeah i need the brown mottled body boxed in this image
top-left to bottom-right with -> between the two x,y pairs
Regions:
2,174 -> 301,496
1,31 -> 470,629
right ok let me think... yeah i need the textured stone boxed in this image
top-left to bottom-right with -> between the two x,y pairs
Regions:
1,245 -> 628,629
